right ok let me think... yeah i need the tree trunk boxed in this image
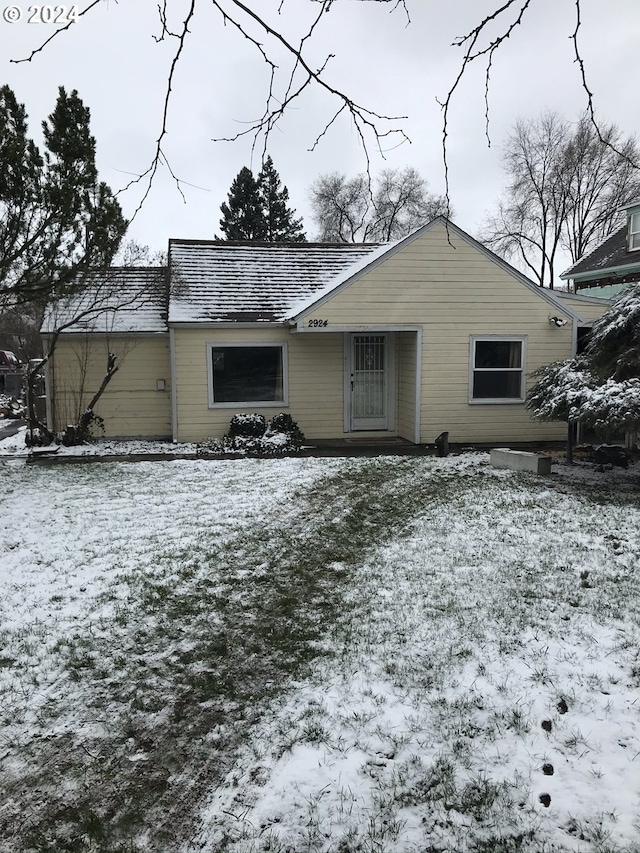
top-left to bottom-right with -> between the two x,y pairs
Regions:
25,362 -> 55,446
71,352 -> 119,443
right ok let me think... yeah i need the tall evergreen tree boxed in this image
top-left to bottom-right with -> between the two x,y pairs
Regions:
219,159 -> 306,241
258,156 -> 306,242
0,85 -> 127,307
219,166 -> 265,240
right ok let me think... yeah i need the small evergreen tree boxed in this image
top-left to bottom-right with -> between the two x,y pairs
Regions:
258,156 -> 306,242
219,158 -> 306,242
219,166 -> 266,240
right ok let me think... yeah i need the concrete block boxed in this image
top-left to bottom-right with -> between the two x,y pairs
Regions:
490,448 -> 552,475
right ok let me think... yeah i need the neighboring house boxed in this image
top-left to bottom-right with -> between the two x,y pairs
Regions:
44,218 -> 611,446
561,200 -> 640,298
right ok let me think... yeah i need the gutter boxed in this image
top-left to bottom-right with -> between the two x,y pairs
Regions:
561,260 -> 640,282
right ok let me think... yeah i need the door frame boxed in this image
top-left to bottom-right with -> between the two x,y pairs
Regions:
343,332 -> 396,432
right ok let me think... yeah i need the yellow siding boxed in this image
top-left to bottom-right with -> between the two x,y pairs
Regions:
50,334 -> 171,438
301,222 -> 574,443
397,331 -> 417,441
173,328 -> 346,442
173,222 -> 582,445
556,295 -> 612,324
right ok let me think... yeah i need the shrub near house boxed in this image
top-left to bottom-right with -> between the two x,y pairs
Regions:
197,413 -> 305,456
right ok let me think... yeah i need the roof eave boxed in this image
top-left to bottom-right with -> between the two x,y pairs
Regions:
168,319 -> 288,328
560,259 -> 640,281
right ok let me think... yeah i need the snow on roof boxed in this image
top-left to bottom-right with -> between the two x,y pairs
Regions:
561,225 -> 640,279
41,268 -> 168,334
168,240 -> 384,323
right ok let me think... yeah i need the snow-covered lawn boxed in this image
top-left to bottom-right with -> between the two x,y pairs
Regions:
1,452 -> 639,852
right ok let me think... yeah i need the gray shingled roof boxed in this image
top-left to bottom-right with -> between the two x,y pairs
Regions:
561,225 -> 640,280
168,240 -> 384,323
41,268 -> 168,334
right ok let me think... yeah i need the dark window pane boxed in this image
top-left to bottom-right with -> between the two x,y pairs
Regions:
576,327 -> 591,355
475,340 -> 521,369
473,371 -> 522,398
212,346 -> 283,403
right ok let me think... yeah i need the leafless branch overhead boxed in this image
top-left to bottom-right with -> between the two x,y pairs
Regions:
9,0 -> 629,213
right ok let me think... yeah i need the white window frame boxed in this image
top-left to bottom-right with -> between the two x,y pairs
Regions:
469,335 -> 527,404
206,341 -> 288,409
629,211 -> 640,251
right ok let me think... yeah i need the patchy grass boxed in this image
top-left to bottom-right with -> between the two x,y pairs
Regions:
1,454 -> 640,852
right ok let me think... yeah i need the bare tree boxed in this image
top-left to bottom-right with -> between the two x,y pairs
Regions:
113,240 -> 167,267
483,113 -> 640,288
30,269 -> 166,445
311,167 -> 449,242
560,116 -> 640,263
9,1 -> 625,211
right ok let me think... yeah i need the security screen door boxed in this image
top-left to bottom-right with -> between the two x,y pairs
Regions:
350,334 -> 388,430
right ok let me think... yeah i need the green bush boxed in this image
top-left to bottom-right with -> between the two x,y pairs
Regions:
226,413 -> 267,438
268,413 -> 305,447
197,413 -> 305,456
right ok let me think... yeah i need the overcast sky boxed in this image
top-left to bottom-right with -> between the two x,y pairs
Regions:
1,0 -> 637,256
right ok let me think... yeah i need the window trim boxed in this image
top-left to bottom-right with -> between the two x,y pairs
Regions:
206,341 -> 289,409
629,211 -> 640,252
468,335 -> 527,404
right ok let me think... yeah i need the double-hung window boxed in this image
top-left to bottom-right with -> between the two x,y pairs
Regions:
470,336 -> 526,403
208,343 -> 287,407
629,212 -> 640,251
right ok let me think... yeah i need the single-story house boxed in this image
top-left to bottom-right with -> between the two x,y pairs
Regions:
560,199 -> 640,299
43,217 -> 612,446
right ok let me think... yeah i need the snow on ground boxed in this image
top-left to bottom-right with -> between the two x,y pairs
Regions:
1,450 -> 639,851
188,460 -> 640,852
0,424 -> 200,457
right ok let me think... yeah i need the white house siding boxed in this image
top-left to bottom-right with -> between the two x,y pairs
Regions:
301,222 -> 575,444
49,334 -> 171,438
172,327 -> 347,443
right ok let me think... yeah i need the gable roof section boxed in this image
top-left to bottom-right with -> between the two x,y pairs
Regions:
168,240 -> 383,323
289,217 -> 582,322
41,268 -> 168,334
43,221 -> 583,334
561,225 -> 640,282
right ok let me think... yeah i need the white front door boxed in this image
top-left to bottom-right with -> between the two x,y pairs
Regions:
350,334 -> 389,430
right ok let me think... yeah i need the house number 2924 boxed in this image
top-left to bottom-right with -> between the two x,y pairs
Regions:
308,319 -> 328,327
